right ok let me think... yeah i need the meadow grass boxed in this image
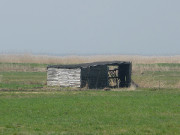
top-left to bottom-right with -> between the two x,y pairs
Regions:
132,63 -> 180,88
0,72 -> 46,90
0,56 -> 179,134
132,70 -> 180,88
0,89 -> 180,135
0,62 -> 180,90
0,63 -> 48,72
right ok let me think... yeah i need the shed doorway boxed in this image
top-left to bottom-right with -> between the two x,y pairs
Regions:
108,65 -> 119,88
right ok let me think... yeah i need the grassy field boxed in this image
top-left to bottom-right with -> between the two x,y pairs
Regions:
0,72 -> 46,90
0,55 -> 179,134
0,62 -> 179,90
0,89 -> 180,135
132,63 -> 180,88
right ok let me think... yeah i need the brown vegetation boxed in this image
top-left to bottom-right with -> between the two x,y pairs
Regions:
0,54 -> 179,89
0,54 -> 180,64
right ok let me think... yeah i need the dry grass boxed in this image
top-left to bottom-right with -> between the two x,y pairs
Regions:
0,54 -> 179,89
0,54 -> 180,64
0,64 -> 46,72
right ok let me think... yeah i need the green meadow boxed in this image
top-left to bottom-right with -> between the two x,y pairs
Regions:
0,62 -> 180,90
0,90 -> 180,135
0,62 -> 180,134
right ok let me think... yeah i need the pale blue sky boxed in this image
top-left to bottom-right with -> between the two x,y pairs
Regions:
0,0 -> 180,55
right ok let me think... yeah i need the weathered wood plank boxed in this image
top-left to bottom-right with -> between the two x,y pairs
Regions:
47,68 -> 81,87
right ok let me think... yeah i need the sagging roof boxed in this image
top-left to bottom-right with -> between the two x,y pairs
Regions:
47,61 -> 131,69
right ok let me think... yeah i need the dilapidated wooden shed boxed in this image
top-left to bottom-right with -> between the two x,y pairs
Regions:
47,61 -> 132,89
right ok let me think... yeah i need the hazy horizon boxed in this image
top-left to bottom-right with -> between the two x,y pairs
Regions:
0,0 -> 180,55
1,51 -> 180,57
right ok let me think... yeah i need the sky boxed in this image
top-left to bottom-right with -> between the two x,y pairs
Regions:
0,0 -> 180,55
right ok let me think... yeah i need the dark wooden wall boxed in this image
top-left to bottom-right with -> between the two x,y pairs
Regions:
81,65 -> 108,89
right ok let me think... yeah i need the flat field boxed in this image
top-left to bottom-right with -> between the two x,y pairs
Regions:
0,89 -> 180,135
0,55 -> 180,134
0,62 -> 180,90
